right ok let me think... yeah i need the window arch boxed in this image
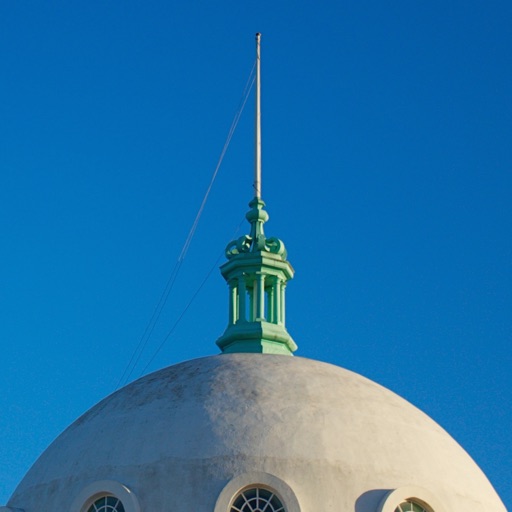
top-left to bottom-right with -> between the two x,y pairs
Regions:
214,472 -> 300,512
231,486 -> 285,512
70,480 -> 140,512
395,501 -> 429,512
377,486 -> 442,512
87,496 -> 125,512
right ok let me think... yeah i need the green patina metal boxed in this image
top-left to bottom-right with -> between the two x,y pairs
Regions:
217,34 -> 296,355
216,197 -> 297,355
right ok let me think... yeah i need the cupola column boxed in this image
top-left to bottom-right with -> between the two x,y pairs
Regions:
228,279 -> 237,325
255,272 -> 266,321
280,282 -> 286,326
237,275 -> 247,323
273,278 -> 281,325
267,276 -> 277,323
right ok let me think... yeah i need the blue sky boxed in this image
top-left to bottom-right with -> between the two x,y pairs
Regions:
1,0 -> 511,508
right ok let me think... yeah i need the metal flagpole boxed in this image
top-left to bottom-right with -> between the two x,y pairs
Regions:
254,32 -> 262,199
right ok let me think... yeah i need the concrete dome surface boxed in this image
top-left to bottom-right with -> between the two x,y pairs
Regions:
8,354 -> 505,512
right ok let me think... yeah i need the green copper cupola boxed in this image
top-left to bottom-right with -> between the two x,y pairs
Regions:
216,34 -> 297,356
216,196 -> 297,355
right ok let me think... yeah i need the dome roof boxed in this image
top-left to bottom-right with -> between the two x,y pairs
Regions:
9,354 -> 504,512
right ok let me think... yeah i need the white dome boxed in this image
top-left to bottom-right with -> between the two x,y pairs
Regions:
8,354 -> 505,512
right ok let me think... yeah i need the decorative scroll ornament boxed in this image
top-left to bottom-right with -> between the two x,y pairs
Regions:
225,197 -> 287,260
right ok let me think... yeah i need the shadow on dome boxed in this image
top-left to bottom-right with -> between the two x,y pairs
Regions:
356,490 -> 390,512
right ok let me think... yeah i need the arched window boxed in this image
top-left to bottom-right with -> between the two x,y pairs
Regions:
377,486 -> 441,512
214,472 -> 300,512
231,487 -> 285,512
394,501 -> 429,512
71,480 -> 140,512
87,496 -> 125,512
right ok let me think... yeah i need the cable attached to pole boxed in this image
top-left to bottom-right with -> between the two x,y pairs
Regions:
138,217 -> 246,377
115,64 -> 256,390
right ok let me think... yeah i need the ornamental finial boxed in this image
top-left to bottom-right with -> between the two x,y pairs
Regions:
224,34 -> 286,261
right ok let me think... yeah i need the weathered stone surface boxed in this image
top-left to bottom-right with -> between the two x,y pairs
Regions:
8,354 -> 505,511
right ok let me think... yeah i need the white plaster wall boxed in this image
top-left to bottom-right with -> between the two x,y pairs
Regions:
8,354 -> 506,512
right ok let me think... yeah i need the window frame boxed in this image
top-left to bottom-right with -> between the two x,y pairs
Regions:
70,480 -> 140,512
377,486 -> 443,512
214,472 -> 301,512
